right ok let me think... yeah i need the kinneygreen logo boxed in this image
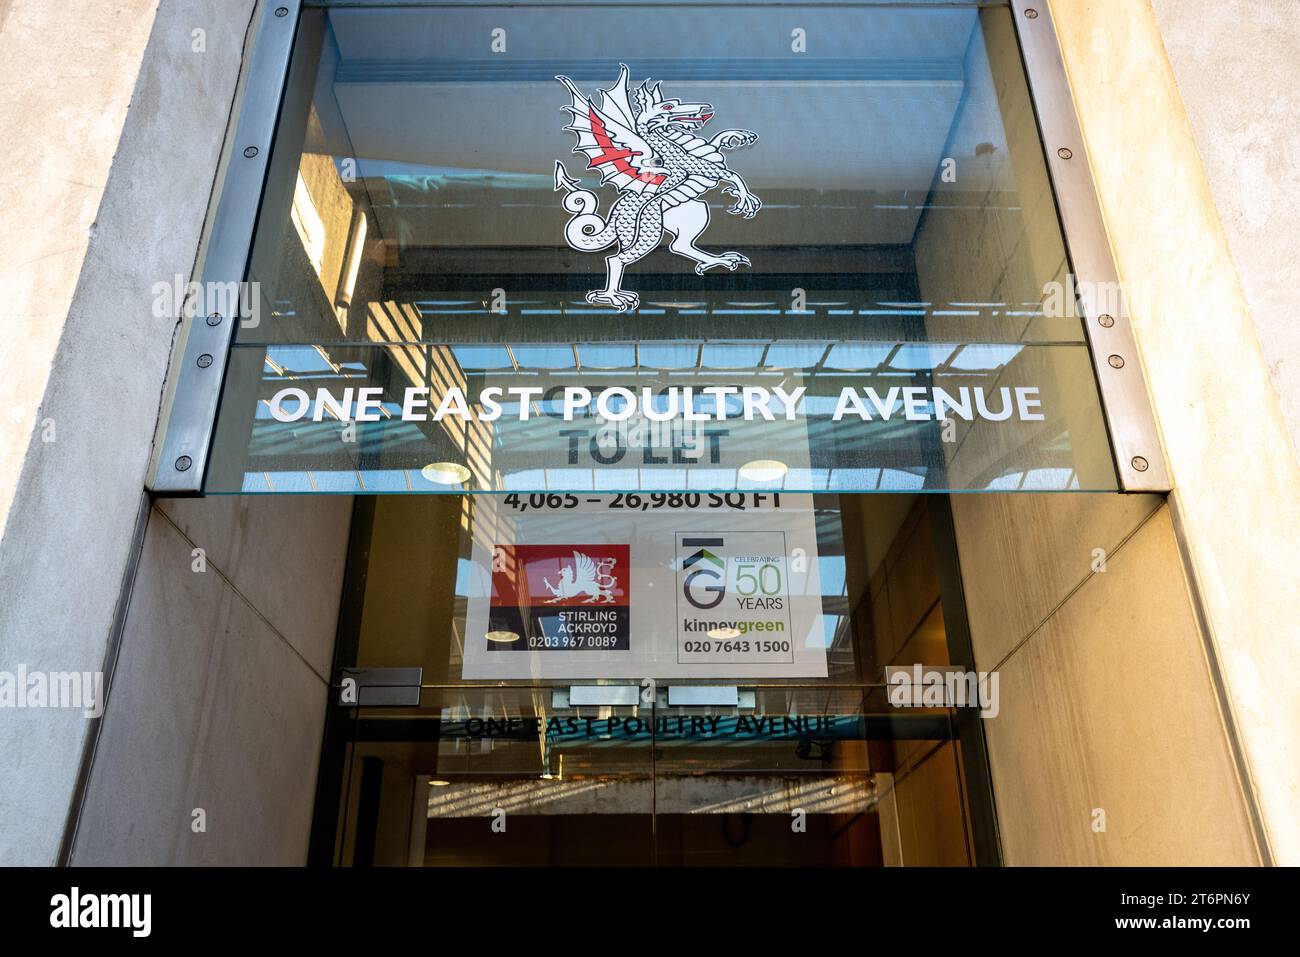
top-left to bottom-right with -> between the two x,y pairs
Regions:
681,618 -> 786,635
682,536 -> 726,609
0,666 -> 102,718
50,887 -> 151,937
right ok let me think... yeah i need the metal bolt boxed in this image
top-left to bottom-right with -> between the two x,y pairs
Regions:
206,313 -> 222,327
197,353 -> 214,368
1098,313 -> 1115,328
275,6 -> 289,16
1057,147 -> 1073,160
243,146 -> 259,158
1107,354 -> 1125,369
175,456 -> 192,472
1131,456 -> 1149,472
1025,8 -> 1039,19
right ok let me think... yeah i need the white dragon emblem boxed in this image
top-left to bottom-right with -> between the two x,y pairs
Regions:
542,551 -> 619,604
554,64 -> 762,312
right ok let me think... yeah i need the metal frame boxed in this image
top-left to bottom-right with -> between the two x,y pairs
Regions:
309,496 -> 376,867
147,0 -> 302,493
928,496 -> 1003,866
149,0 -> 1171,494
1010,0 -> 1171,492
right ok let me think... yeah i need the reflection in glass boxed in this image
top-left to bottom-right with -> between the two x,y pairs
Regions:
322,491 -> 990,866
206,2 -> 1118,493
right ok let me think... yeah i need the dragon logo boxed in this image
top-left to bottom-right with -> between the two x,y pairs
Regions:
542,551 -> 619,604
554,64 -> 762,312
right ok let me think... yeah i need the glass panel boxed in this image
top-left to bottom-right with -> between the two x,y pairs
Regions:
651,687 -> 973,866
332,686 -> 655,866
331,684 -> 973,866
340,491 -> 963,686
321,490 -> 994,865
210,1 -> 1117,492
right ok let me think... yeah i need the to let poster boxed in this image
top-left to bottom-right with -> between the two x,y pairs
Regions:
461,493 -> 827,679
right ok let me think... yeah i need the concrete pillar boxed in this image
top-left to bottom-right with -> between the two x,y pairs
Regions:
0,0 -> 268,864
1047,0 -> 1300,864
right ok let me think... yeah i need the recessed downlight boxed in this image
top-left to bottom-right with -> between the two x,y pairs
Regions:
428,779 -> 451,787
739,459 -> 788,482
707,627 -> 742,640
486,631 -> 521,643
421,461 -> 471,485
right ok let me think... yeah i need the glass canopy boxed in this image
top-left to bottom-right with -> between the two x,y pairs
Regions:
205,2 -> 1118,493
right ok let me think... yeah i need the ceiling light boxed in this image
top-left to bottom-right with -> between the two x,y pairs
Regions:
428,780 -> 451,787
708,627 -> 742,640
739,459 -> 788,482
421,462 -> 471,485
486,631 -> 520,643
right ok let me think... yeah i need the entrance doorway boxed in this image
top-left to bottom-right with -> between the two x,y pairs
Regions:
311,493 -> 1000,866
